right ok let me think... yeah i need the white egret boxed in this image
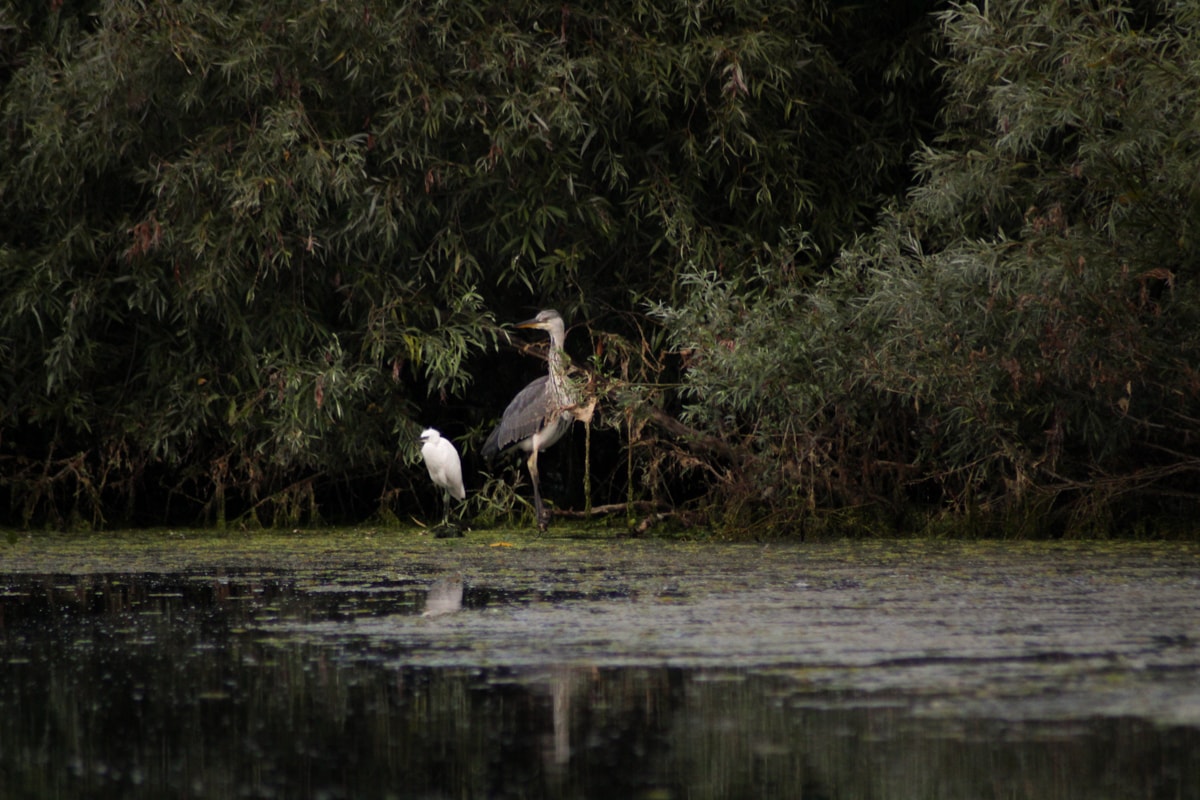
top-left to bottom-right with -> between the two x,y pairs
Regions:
419,428 -> 465,528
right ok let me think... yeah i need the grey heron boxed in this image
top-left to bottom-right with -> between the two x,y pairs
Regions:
481,309 -> 576,530
420,428 -> 466,528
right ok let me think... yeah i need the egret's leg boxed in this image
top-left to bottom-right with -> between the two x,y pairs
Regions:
435,490 -> 464,538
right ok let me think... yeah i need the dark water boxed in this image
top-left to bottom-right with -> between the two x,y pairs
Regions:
2,540 -> 1199,799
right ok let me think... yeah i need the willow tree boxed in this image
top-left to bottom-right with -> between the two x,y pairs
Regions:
662,1 -> 1200,536
0,0 -> 928,528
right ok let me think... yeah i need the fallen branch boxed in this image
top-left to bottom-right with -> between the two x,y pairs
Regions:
635,512 -> 675,535
555,500 -> 665,518
642,406 -> 749,466
555,502 -> 680,536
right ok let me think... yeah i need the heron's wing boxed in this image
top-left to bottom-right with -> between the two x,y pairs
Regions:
482,375 -> 554,460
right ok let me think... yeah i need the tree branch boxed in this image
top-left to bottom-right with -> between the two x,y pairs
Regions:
642,406 -> 750,467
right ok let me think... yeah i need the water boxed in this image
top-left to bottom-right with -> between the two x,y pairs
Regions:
1,534 -> 1198,798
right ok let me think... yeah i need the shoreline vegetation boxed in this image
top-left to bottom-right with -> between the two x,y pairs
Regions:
4,2 -> 1200,538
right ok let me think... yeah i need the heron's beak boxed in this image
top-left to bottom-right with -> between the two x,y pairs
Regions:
514,316 -> 546,330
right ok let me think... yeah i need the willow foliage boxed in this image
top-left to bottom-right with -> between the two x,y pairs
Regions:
0,0 -> 921,527
663,0 -> 1200,535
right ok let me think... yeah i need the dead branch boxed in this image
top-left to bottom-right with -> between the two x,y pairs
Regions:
555,500 -> 666,518
642,406 -> 750,467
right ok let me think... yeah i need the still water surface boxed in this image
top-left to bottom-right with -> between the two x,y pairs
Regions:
1,533 -> 1198,798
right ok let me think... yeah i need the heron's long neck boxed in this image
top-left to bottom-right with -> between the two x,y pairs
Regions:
547,324 -> 572,403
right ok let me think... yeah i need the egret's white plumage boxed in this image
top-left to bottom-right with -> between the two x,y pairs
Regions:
481,309 -> 576,530
420,428 -> 465,524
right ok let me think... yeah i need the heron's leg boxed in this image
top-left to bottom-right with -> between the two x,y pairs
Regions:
527,449 -> 549,531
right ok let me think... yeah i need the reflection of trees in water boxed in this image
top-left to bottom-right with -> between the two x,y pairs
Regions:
523,665 -> 683,790
0,575 -> 684,797
1,575 -> 1197,798
669,676 -> 1200,800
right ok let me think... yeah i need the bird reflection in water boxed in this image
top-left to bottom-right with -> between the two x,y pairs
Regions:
421,573 -> 464,618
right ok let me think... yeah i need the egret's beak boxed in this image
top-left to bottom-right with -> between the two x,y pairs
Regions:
515,316 -> 546,330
